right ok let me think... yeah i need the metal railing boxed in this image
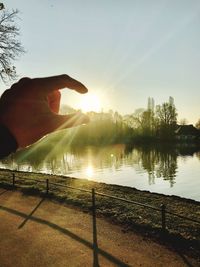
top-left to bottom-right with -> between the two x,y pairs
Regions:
9,173 -> 200,225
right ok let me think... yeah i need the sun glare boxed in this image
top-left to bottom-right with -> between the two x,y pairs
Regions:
79,93 -> 101,112
86,165 -> 94,178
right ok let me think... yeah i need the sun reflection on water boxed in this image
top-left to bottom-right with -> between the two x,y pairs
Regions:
85,165 -> 94,178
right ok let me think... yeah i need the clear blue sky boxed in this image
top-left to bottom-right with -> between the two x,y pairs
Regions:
1,0 -> 200,124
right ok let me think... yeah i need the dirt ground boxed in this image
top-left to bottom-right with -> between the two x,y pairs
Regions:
0,189 -> 199,267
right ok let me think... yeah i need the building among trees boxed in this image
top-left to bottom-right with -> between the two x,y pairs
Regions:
175,125 -> 200,141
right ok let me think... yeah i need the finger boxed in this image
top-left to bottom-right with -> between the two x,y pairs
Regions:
48,90 -> 61,113
32,74 -> 88,94
11,77 -> 31,90
46,112 -> 90,133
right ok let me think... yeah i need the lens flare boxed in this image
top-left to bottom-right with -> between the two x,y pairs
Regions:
79,93 -> 101,112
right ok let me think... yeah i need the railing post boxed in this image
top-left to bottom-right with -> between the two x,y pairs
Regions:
92,188 -> 99,267
46,179 -> 49,195
12,173 -> 15,188
161,204 -> 166,232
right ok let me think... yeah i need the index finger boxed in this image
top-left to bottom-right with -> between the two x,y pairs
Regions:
32,74 -> 88,94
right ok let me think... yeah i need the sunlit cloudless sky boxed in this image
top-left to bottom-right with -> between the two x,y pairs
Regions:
2,0 -> 200,123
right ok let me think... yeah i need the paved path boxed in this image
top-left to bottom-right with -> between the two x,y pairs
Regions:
0,189 -> 198,267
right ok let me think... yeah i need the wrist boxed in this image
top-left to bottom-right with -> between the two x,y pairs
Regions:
0,123 -> 18,159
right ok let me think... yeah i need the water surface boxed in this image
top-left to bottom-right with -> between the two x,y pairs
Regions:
1,144 -> 200,201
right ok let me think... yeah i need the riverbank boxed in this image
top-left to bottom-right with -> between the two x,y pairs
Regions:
0,168 -> 199,260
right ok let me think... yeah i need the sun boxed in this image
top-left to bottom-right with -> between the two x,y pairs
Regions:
79,93 -> 101,112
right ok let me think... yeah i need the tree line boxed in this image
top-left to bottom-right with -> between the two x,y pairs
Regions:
59,96 -> 183,146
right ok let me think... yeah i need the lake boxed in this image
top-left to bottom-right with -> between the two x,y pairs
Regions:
1,144 -> 200,201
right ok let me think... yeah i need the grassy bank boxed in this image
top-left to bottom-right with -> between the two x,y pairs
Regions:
0,168 -> 199,258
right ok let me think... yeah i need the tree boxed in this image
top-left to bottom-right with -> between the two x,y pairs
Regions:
147,97 -> 155,112
179,118 -> 188,125
0,3 -> 24,82
195,119 -> 200,130
156,97 -> 177,139
140,109 -> 155,136
0,3 -> 4,10
130,99 -> 156,137
128,108 -> 145,129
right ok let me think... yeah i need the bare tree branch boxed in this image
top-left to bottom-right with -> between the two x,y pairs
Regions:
0,6 -> 24,83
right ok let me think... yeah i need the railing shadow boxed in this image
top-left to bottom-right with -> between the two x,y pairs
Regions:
18,198 -> 45,229
176,250 -> 197,267
0,203 -> 132,267
0,189 -> 8,196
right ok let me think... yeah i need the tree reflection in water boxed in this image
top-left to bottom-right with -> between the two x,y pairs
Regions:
137,146 -> 177,187
0,135 -> 200,188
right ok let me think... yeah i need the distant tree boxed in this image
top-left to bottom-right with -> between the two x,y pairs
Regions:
147,97 -> 155,112
156,97 -> 177,139
108,109 -> 114,119
59,104 -> 76,114
0,3 -> 24,82
129,108 -> 145,128
0,3 -> 4,10
179,118 -> 188,125
195,119 -> 200,130
145,97 -> 155,135
113,111 -> 122,123
140,109 -> 155,136
130,99 -> 156,137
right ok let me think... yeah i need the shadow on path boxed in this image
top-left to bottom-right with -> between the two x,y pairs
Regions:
176,250 -> 196,267
0,204 -> 131,267
18,198 -> 45,229
0,189 -> 8,196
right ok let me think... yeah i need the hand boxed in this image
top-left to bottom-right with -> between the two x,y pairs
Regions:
0,74 -> 89,148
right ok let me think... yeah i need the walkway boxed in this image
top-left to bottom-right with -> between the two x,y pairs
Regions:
0,189 -> 198,267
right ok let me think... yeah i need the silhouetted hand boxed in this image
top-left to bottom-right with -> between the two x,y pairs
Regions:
0,74 -> 89,148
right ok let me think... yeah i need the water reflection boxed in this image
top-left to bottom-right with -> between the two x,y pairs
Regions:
145,147 -> 177,186
0,141 -> 200,200
85,165 -> 94,178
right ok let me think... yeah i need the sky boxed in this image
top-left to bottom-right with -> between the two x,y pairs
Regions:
1,0 -> 200,124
